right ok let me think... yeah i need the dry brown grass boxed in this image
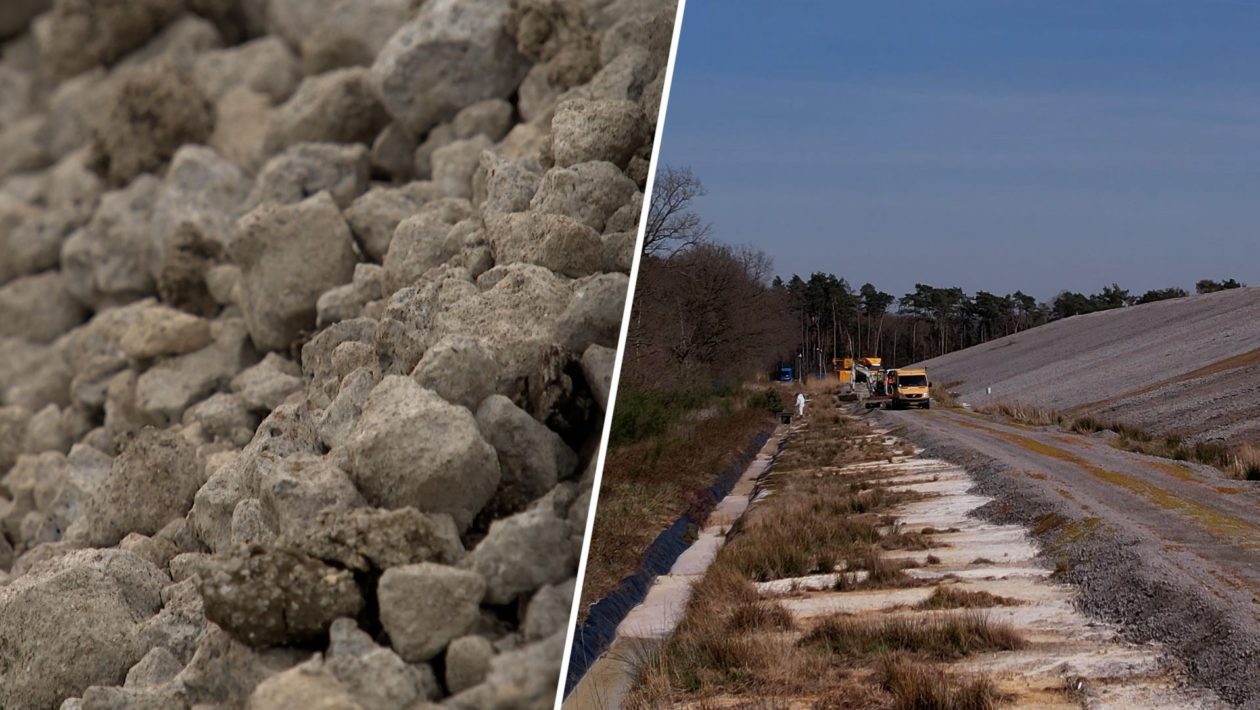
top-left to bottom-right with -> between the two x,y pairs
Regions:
626,406 -> 1009,708
876,653 -> 1003,710
846,546 -> 914,589
913,586 -> 1023,610
628,564 -> 831,706
1232,442 -> 1260,481
880,530 -> 937,551
975,401 -> 1061,426
579,406 -> 772,620
721,477 -> 912,582
930,383 -> 961,408
799,612 -> 1026,660
979,402 -> 1260,481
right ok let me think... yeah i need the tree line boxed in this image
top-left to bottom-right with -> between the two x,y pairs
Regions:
623,165 -> 1248,388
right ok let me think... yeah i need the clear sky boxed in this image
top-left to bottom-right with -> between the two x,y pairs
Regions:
657,0 -> 1260,301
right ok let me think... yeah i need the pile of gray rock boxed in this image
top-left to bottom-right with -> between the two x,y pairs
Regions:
0,0 -> 670,706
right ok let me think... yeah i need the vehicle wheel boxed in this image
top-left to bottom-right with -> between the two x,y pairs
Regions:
923,401 -> 931,409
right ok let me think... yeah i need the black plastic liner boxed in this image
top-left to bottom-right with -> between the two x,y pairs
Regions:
563,428 -> 773,697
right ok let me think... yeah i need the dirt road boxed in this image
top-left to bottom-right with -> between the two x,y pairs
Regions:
883,407 -> 1260,705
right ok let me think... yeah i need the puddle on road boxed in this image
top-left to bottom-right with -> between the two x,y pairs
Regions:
755,434 -> 1225,709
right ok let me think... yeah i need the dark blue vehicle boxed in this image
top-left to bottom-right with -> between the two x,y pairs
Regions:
777,366 -> 794,382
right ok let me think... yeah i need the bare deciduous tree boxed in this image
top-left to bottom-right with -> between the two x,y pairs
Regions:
642,165 -> 711,256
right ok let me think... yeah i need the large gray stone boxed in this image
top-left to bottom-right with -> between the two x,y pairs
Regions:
371,0 -> 530,134
287,506 -> 465,572
476,394 -> 577,514
61,176 -> 161,310
34,0 -> 183,78
133,317 -> 255,425
378,562 -> 485,661
230,192 -> 358,351
300,0 -> 415,74
486,212 -> 603,278
247,143 -> 371,211
258,452 -> 365,538
341,376 -> 500,531
262,68 -> 389,156
551,98 -> 646,168
463,491 -> 574,604
0,549 -> 166,709
530,160 -> 638,232
87,427 -> 204,546
149,145 -> 251,275
193,36 -> 302,104
118,303 -> 213,360
0,271 -> 86,343
411,334 -> 500,410
196,547 -> 363,648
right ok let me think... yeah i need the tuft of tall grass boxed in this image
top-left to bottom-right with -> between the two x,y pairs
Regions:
798,611 -> 1026,660
876,653 -> 1002,710
913,586 -> 1022,610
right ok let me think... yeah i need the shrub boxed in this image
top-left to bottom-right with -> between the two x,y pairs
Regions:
746,388 -> 783,412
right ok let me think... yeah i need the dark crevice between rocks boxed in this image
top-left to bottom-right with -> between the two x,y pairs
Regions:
354,568 -> 386,646
549,357 -> 597,452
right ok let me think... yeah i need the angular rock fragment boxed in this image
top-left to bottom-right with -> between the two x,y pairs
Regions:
87,428 -> 204,546
530,160 -> 638,231
464,490 -> 575,604
230,192 -> 358,351
372,0 -> 530,134
487,212 -> 603,278
133,317 -> 255,424
341,376 -> 500,530
378,562 -> 486,661
288,506 -> 465,572
247,143 -> 371,210
231,353 -> 304,412
257,452 -> 365,538
411,334 -> 501,410
262,68 -> 389,156
196,547 -> 364,647
61,176 -> 161,311
476,394 -> 578,514
0,271 -> 86,343
0,549 -> 166,709
35,0 -> 184,78
551,98 -> 646,168
445,635 -> 494,694
581,344 -> 616,411
193,36 -> 302,104
118,304 -> 213,360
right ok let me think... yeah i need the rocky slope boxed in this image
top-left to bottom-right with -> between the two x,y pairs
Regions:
0,0 -> 674,706
919,286 -> 1260,444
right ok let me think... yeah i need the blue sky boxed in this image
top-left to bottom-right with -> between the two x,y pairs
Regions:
658,0 -> 1260,301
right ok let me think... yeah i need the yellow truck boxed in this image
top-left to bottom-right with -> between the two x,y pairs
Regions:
888,368 -> 931,409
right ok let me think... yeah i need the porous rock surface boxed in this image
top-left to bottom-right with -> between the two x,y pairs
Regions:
0,0 -> 674,706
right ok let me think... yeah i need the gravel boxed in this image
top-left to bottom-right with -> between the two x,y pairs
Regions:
0,0 -> 676,705
920,286 -> 1260,444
